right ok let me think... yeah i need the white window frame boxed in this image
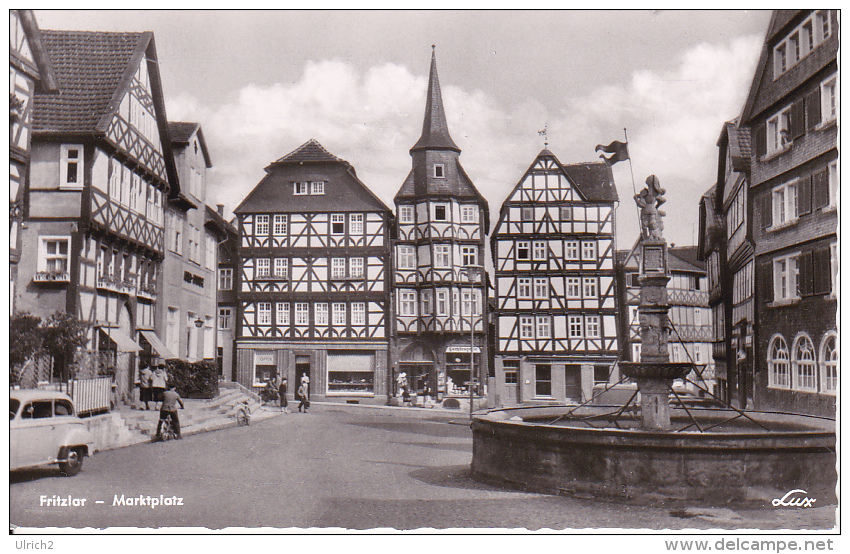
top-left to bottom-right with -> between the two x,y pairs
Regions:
420,290 -> 432,316
434,244 -> 451,269
773,253 -> 799,302
218,307 -> 232,330
398,245 -> 416,270
460,205 -> 478,223
254,214 -> 269,236
516,241 -> 531,261
565,241 -> 579,261
568,315 -> 583,338
399,205 -> 414,224
38,236 -> 71,275
532,241 -> 547,261
350,257 -> 364,279
581,241 -> 596,261
792,334 -> 817,392
273,214 -> 288,236
819,332 -> 837,394
536,315 -> 551,339
314,303 -> 328,326
461,246 -> 477,267
436,290 -> 448,316
331,257 -> 346,279
820,75 -> 837,124
60,144 -> 83,189
768,334 -> 791,389
351,302 -> 366,326
433,164 -> 445,178
331,214 -> 345,235
582,277 -> 598,299
517,278 -> 532,299
276,302 -> 290,326
567,277 -> 581,298
585,315 -> 600,338
766,106 -> 791,155
274,258 -> 288,278
771,180 -> 798,228
332,302 -> 346,326
294,182 -> 308,195
256,258 -> 270,278
399,291 -> 417,316
349,213 -> 364,235
773,11 -> 832,79
295,303 -> 309,325
311,181 -> 325,195
257,302 -> 272,326
534,277 -> 548,300
219,268 -> 233,290
519,316 -> 534,339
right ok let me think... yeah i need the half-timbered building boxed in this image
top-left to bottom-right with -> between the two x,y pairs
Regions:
391,49 -> 490,403
154,122 -> 224,367
742,10 -> 837,417
10,10 -> 58,314
234,140 -> 393,403
491,149 -> 619,406
17,30 -> 178,401
619,244 -> 715,394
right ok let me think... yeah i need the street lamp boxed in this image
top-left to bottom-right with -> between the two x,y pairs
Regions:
462,264 -> 484,421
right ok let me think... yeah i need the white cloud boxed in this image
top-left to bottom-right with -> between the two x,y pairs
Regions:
166,34 -> 762,248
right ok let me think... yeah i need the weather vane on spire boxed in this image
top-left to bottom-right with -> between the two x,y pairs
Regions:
538,124 -> 548,149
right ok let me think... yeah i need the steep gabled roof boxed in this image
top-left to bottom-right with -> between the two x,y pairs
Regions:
668,246 -> 704,273
34,30 -> 148,133
235,140 -> 391,215
169,121 -> 213,168
410,47 -> 459,153
32,29 -> 179,193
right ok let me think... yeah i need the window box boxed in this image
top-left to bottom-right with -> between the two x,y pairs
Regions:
33,271 -> 70,283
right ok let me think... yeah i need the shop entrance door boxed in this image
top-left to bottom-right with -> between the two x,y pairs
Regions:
564,364 -> 581,401
296,356 -> 310,399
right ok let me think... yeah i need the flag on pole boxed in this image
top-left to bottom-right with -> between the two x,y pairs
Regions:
595,140 -> 629,165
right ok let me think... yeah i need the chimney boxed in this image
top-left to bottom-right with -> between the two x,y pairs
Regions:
217,204 -> 225,217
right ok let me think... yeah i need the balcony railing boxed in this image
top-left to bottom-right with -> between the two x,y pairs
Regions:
96,276 -> 136,295
137,283 -> 157,300
34,271 -> 70,283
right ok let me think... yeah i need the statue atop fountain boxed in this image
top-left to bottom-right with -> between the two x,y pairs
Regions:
620,175 -> 691,430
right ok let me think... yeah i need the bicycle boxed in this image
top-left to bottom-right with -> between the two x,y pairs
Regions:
153,412 -> 179,442
235,402 -> 251,426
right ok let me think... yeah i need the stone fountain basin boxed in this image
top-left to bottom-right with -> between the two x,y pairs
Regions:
471,405 -> 836,506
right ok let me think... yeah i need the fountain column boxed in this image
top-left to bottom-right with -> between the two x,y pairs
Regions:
637,239 -> 672,430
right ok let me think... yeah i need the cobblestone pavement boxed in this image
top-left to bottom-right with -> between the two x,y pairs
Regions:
9,403 -> 838,531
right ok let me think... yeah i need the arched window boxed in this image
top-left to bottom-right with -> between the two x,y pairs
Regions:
819,332 -> 838,394
767,335 -> 790,389
792,335 -> 817,391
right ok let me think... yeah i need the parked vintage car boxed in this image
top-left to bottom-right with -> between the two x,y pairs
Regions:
10,390 -> 95,476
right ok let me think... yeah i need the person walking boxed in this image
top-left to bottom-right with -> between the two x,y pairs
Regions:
139,364 -> 153,410
151,364 -> 168,410
279,377 -> 289,413
155,384 -> 184,440
297,380 -> 309,413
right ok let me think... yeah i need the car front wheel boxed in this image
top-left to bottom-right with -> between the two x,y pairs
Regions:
59,447 -> 83,477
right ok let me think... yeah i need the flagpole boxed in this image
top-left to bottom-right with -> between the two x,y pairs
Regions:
623,127 -> 644,239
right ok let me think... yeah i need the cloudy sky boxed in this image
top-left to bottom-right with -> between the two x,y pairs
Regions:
36,9 -> 771,248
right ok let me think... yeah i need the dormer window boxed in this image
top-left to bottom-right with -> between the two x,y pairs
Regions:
60,145 -> 83,189
311,181 -> 325,195
294,182 -> 308,195
434,164 -> 445,178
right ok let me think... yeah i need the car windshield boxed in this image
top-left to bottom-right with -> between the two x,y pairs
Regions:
10,399 -> 20,419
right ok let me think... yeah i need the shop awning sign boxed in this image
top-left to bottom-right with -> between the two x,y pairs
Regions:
446,346 -> 481,353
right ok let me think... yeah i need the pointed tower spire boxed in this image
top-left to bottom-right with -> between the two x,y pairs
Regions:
411,45 -> 460,153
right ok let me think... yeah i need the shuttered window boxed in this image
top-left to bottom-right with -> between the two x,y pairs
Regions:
758,261 -> 773,303
812,168 -> 830,209
812,248 -> 832,295
798,251 -> 813,296
806,88 -> 821,130
797,175 -> 812,216
790,99 -> 805,140
759,190 -> 772,229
